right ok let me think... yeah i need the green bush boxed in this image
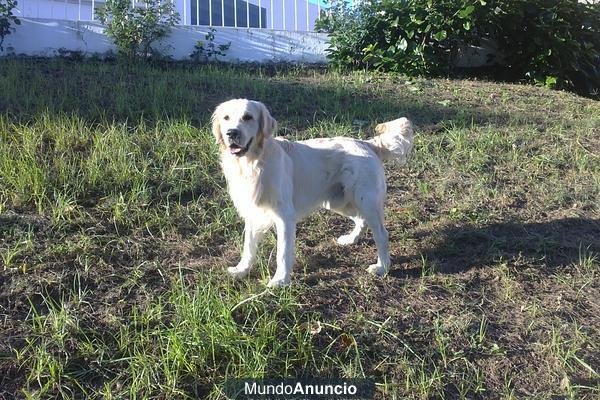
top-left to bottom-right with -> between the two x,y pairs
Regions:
482,0 -> 600,95
318,0 -> 600,96
317,0 -> 486,75
0,0 -> 21,52
96,0 -> 179,60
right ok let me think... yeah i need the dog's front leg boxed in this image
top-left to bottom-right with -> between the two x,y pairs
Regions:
228,220 -> 265,279
267,211 -> 296,287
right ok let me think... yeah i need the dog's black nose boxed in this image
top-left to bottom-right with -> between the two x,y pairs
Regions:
226,129 -> 240,139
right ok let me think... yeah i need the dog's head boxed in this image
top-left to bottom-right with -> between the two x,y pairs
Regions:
211,99 -> 277,158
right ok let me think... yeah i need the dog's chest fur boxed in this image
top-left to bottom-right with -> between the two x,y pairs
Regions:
221,156 -> 272,223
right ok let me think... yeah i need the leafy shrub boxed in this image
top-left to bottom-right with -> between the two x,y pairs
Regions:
317,0 -> 486,76
481,0 -> 600,95
96,0 -> 179,60
319,0 -> 600,96
0,0 -> 21,52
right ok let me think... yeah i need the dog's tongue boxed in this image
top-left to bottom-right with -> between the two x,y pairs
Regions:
230,146 -> 243,154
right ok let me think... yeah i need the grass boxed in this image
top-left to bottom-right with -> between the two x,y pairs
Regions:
0,58 -> 599,399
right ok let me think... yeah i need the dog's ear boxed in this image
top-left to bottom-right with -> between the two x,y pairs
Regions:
211,106 -> 226,151
256,101 -> 277,144
375,122 -> 387,135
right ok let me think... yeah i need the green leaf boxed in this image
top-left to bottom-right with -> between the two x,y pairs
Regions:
433,30 -> 447,41
545,76 -> 557,88
398,38 -> 408,51
410,14 -> 424,25
458,5 -> 475,19
363,44 -> 375,52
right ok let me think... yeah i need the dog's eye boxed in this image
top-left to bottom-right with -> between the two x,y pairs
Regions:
223,115 -> 230,121
242,114 -> 253,121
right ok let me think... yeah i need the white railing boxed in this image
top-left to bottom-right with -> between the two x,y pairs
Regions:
15,0 -> 328,31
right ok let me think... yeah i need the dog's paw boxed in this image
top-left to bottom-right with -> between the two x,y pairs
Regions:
267,276 -> 290,288
366,264 -> 387,277
337,234 -> 358,246
227,266 -> 250,279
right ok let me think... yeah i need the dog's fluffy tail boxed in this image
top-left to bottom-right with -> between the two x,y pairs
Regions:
367,117 -> 414,163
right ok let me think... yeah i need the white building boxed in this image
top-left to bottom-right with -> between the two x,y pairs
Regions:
17,0 -> 325,31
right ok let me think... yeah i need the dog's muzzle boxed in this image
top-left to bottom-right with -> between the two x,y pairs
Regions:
228,137 -> 253,157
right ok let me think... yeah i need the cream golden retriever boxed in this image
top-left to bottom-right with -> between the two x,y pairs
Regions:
212,99 -> 413,287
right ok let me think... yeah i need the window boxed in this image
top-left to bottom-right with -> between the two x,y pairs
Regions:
190,0 -> 267,27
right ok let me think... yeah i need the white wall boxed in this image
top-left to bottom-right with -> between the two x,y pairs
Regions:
1,18 -> 329,63
20,0 -> 94,20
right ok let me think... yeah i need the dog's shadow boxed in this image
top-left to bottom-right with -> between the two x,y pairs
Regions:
389,217 -> 599,278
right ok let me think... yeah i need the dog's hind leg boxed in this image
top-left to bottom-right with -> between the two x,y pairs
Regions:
355,195 -> 391,277
337,216 -> 365,245
228,220 -> 267,279
330,202 -> 365,245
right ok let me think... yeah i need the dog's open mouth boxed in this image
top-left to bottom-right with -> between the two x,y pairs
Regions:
229,138 -> 253,157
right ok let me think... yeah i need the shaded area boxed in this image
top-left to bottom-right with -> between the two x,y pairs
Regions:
298,217 -> 599,399
390,217 -> 600,277
0,59 -> 513,131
